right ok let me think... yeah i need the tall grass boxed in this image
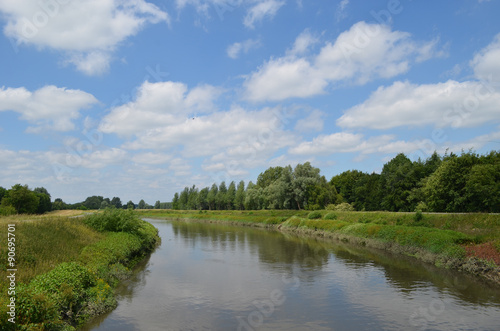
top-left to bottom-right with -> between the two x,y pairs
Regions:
0,210 -> 160,330
0,216 -> 103,285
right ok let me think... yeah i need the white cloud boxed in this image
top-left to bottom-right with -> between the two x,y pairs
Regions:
289,131 -> 437,158
0,85 -> 98,132
244,21 -> 443,102
287,29 -> 319,56
227,38 -> 261,59
336,80 -> 500,130
470,33 -> 500,83
335,0 -> 349,22
243,0 -> 285,29
0,0 -> 169,75
99,81 -> 221,137
294,109 -> 324,132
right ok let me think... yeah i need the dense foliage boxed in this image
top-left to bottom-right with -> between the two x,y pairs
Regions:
172,150 -> 499,213
0,184 -> 52,215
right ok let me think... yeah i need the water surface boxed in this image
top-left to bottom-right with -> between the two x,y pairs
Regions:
82,219 -> 500,330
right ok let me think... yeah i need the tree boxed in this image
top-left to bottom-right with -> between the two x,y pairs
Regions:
126,200 -> 135,209
291,162 -> 321,210
34,187 -> 52,214
0,186 -> 6,202
257,166 -> 285,188
244,181 -> 263,210
100,200 -> 109,209
179,187 -> 189,210
83,196 -> 104,210
187,185 -> 199,210
207,184 -> 218,210
330,170 -> 365,204
234,180 -> 246,210
216,182 -> 227,210
307,176 -> 340,210
352,173 -> 382,211
138,199 -> 146,209
172,193 -> 180,210
380,153 -> 419,212
154,200 -> 161,209
2,184 -> 40,214
52,198 -> 68,210
111,197 -> 122,209
197,187 -> 209,210
226,181 -> 236,210
465,163 -> 500,212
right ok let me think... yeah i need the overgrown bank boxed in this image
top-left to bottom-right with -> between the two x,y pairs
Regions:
138,209 -> 500,285
0,209 -> 160,330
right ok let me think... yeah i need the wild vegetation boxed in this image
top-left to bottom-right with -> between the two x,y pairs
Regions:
171,150 -> 500,213
0,209 -> 159,330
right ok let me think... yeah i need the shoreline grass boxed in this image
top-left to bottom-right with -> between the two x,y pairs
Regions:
137,209 -> 500,284
0,209 -> 160,330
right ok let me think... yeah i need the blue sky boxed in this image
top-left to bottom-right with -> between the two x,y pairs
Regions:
0,0 -> 499,204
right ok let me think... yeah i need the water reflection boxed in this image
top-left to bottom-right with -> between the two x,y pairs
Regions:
82,219 -> 500,331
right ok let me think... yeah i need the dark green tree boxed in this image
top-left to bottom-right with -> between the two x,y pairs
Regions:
2,184 -> 40,214
34,187 -> 52,213
138,199 -> 146,209
172,192 -> 180,210
126,200 -> 135,209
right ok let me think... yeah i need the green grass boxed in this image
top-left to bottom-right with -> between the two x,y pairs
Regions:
0,210 -> 160,330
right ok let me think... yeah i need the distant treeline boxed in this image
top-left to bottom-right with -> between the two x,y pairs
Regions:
0,185 -> 171,215
172,150 -> 500,213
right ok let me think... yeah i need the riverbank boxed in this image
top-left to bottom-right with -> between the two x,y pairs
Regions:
0,209 -> 160,330
137,209 -> 500,285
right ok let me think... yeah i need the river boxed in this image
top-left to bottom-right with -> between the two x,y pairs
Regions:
82,218 -> 500,330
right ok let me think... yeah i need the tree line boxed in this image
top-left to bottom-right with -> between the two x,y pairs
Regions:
172,150 -> 500,213
0,185 -> 172,215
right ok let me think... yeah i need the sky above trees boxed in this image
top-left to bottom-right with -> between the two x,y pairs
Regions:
0,0 -> 499,203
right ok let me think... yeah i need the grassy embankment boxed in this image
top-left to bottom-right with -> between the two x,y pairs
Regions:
0,209 -> 159,330
138,209 -> 500,283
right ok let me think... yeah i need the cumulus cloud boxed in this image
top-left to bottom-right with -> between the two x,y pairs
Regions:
244,21 -> 444,102
99,81 -> 221,137
0,85 -> 98,132
470,33 -> 500,83
0,0 -> 169,75
336,80 -> 500,130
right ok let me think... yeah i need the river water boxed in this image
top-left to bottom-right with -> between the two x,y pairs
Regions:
82,219 -> 500,331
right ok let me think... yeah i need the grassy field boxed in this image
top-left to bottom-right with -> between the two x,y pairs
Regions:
0,210 -> 159,330
137,209 -> 500,282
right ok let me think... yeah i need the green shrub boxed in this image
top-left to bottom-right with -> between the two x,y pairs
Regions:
414,210 -> 424,222
83,208 -> 142,234
307,211 -> 322,219
334,202 -> 355,212
0,205 -> 17,216
323,212 -> 338,220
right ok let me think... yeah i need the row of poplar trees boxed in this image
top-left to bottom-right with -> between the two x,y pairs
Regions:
172,150 -> 499,213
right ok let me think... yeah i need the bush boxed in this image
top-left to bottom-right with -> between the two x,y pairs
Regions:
83,208 -> 141,235
415,201 -> 428,212
334,202 -> 355,212
307,211 -> 322,219
0,205 -> 16,216
414,210 -> 424,222
323,212 -> 338,220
